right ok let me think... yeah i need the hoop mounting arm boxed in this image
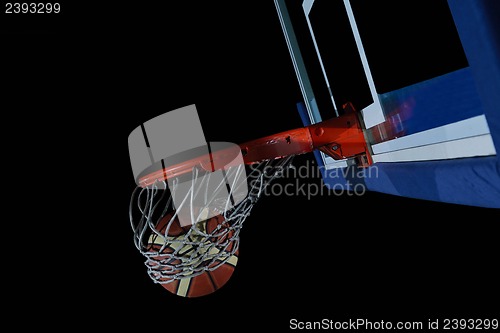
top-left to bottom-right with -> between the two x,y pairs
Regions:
241,102 -> 372,166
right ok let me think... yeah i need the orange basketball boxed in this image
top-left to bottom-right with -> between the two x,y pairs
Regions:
145,211 -> 239,297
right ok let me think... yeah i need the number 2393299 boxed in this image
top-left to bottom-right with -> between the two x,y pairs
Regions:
5,3 -> 60,14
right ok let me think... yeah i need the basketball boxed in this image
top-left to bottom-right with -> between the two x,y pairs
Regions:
145,211 -> 239,297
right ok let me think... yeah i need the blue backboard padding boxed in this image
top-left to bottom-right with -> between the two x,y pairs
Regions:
447,0 -> 500,161
362,157 -> 500,208
378,67 -> 483,136
297,100 -> 500,208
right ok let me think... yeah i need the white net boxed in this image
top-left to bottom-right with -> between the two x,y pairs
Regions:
129,156 -> 294,285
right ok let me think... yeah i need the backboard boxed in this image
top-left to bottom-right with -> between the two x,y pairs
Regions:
275,0 -> 500,208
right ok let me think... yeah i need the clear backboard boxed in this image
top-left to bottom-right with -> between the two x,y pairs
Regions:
275,0 -> 500,208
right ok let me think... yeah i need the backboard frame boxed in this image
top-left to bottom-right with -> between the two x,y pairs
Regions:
275,0 -> 500,208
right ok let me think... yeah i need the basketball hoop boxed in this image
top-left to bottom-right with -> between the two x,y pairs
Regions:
128,102 -> 371,297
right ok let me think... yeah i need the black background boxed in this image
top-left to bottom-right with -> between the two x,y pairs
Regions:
2,1 -> 499,330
